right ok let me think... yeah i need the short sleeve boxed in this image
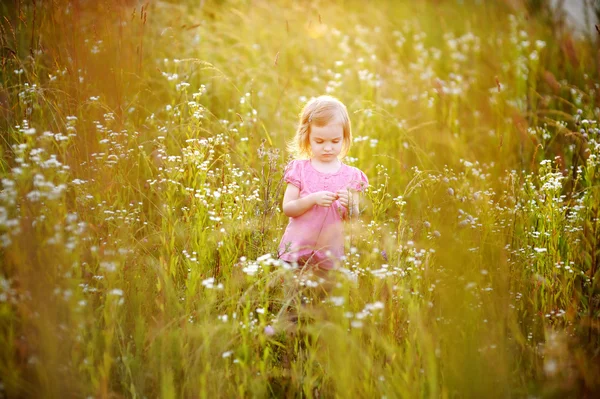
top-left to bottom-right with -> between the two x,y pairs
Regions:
349,168 -> 369,192
283,160 -> 302,189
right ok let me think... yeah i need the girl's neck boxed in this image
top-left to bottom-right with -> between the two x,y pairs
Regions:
310,157 -> 342,173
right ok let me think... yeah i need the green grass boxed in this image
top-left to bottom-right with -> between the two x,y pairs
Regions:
0,0 -> 599,397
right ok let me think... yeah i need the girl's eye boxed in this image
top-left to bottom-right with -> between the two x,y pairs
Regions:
333,140 -> 340,143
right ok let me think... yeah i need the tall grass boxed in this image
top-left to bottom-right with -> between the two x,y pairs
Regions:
0,0 -> 599,397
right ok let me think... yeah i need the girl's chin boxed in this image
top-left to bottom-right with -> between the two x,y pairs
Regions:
319,157 -> 337,162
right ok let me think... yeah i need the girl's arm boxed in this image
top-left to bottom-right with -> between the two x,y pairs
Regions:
282,184 -> 337,217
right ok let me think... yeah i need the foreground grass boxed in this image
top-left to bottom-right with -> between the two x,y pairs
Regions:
0,0 -> 599,397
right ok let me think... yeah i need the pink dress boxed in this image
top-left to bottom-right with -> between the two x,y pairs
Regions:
278,159 -> 369,270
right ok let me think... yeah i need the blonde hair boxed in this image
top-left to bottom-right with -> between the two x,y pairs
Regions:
288,95 -> 352,159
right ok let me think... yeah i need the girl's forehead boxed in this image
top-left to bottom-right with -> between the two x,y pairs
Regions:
311,122 -> 344,138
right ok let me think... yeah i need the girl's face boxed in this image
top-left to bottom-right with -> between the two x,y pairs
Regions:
309,121 -> 344,163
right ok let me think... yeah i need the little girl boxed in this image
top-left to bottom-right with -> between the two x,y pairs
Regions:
278,95 -> 368,271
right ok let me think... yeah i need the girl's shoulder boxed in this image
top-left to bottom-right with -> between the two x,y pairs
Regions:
341,163 -> 369,191
291,159 -> 310,166
285,159 -> 310,168
341,163 -> 366,176
283,159 -> 310,188
284,159 -> 310,175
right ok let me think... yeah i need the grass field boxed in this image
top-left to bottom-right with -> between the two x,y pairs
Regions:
1,0 -> 599,397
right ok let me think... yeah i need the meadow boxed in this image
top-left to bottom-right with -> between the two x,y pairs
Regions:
1,0 -> 599,397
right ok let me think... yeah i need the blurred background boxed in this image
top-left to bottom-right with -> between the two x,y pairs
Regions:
0,0 -> 599,397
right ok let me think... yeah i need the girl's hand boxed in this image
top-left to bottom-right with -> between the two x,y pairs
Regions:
312,191 -> 338,207
336,189 -> 349,209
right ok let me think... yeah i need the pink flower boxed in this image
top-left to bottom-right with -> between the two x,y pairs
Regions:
380,250 -> 388,262
264,325 -> 275,336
